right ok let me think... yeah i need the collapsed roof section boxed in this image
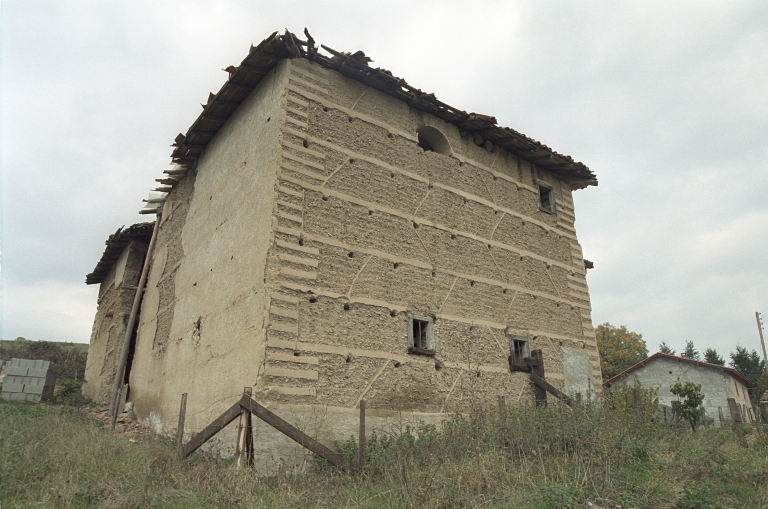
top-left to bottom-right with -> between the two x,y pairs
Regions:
86,222 -> 154,284
143,29 -> 596,213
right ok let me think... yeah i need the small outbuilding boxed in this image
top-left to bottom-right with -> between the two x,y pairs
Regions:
604,352 -> 755,425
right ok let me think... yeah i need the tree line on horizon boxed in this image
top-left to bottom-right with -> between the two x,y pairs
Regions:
596,322 -> 768,405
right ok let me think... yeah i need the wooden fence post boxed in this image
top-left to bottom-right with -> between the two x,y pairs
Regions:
358,399 -> 366,474
663,406 -> 667,426
718,407 -> 724,427
497,396 -> 506,420
236,387 -> 254,468
176,393 -> 187,459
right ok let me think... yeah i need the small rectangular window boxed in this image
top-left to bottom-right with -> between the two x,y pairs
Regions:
508,333 -> 530,370
407,314 -> 435,355
537,181 -> 557,215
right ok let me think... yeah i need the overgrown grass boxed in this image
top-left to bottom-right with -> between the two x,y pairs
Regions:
1,398 -> 767,508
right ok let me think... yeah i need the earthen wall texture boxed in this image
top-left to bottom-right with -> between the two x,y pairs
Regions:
122,59 -> 599,471
83,240 -> 147,404
257,59 -> 601,415
129,62 -> 288,426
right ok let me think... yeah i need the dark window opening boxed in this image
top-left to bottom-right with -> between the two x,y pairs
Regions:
408,314 -> 435,356
513,339 -> 528,360
508,334 -> 530,372
123,315 -> 141,385
418,135 -> 435,152
413,319 -> 428,349
537,181 -> 557,215
416,126 -> 452,155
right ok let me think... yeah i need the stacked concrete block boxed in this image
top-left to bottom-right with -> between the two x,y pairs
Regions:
0,358 -> 58,402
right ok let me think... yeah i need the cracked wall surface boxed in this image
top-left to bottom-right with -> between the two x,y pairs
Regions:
83,240 -> 147,404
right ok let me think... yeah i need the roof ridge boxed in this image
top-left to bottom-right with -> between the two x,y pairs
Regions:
604,351 -> 754,388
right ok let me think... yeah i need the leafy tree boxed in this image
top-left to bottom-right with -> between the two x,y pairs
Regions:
659,341 -> 676,355
729,346 -> 765,384
754,371 -> 768,410
606,376 -> 659,418
703,348 -> 725,366
670,379 -> 705,432
682,340 -> 700,360
729,346 -> 766,404
596,323 -> 648,380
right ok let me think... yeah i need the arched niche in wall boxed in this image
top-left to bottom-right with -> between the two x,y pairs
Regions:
417,126 -> 452,156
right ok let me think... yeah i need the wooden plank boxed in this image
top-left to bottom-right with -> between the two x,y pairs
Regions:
727,397 -> 742,423
239,395 -> 354,471
531,350 -> 547,406
358,400 -> 366,474
236,387 -> 254,469
530,372 -> 572,406
176,393 -> 187,459
181,401 -> 243,459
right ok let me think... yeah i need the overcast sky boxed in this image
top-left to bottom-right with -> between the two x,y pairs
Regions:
2,1 -> 766,360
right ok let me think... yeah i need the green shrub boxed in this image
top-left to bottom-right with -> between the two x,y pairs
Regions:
670,379 -> 705,432
605,376 -> 659,418
55,378 -> 85,405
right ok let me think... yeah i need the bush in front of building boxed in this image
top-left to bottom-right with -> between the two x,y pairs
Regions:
670,379 -> 705,432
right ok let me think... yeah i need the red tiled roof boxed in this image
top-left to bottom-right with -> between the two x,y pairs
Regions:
603,352 -> 753,388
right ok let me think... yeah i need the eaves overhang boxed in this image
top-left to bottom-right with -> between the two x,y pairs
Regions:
86,222 -> 154,285
160,29 -> 596,203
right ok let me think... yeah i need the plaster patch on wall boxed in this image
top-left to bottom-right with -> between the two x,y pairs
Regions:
561,346 -> 593,401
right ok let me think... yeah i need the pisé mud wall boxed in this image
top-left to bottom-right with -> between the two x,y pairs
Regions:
249,59 -> 599,473
128,63 -> 287,432
126,58 -> 600,474
83,240 -> 147,404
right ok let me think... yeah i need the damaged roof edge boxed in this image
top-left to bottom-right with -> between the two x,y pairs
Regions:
86,222 -> 154,285
169,29 -> 597,190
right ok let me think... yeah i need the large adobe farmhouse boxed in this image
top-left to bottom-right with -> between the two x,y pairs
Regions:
84,30 -> 600,467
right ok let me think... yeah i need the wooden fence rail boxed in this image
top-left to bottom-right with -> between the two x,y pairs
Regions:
180,392 -> 355,472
